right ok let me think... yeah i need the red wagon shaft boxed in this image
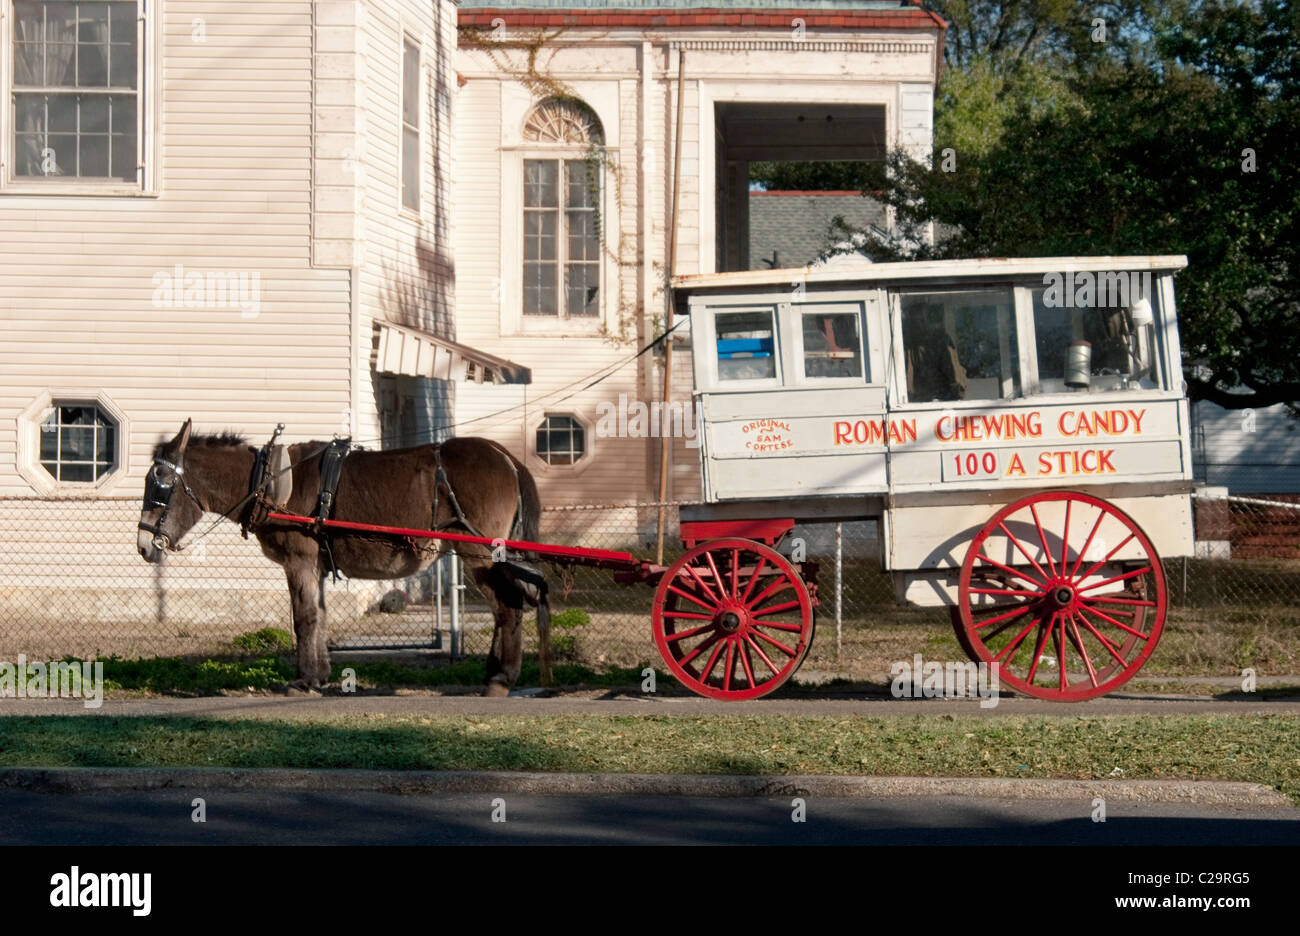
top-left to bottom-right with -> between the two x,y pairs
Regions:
264,511 -> 649,572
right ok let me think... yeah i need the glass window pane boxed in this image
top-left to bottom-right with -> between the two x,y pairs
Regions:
566,264 -> 599,317
567,210 -> 599,261
901,289 -> 1019,402
1031,285 -> 1161,392
79,134 -> 108,176
524,160 -> 558,208
15,42 -> 42,85
45,2 -> 76,42
40,416 -> 59,460
79,43 -> 109,87
402,42 -> 420,127
61,426 -> 94,460
111,133 -> 135,180
524,211 -> 556,261
49,95 -> 77,132
96,423 -> 115,463
565,159 -> 596,209
61,463 -> 94,483
16,94 -> 46,130
112,95 -> 135,133
402,127 -> 420,210
45,43 -> 76,85
803,311 -> 863,379
109,42 -> 135,87
16,134 -> 45,176
78,3 -> 110,43
523,263 -> 557,316
47,134 -> 76,174
82,95 -> 109,132
716,310 -> 777,381
110,3 -> 136,43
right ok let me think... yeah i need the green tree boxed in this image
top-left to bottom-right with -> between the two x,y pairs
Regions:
853,0 -> 1300,410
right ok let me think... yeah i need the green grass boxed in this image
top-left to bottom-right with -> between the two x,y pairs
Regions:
1,713 -> 1296,801
90,655 -> 647,694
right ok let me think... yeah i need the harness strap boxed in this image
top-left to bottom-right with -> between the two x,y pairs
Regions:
432,446 -> 490,541
313,439 -> 352,582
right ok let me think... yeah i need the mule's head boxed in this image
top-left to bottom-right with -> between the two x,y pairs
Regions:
137,419 -> 205,562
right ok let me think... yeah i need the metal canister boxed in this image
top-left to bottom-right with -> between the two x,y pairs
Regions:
1065,340 -> 1092,388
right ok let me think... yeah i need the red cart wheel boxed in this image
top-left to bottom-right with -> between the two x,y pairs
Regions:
955,491 -> 1166,701
653,538 -> 814,701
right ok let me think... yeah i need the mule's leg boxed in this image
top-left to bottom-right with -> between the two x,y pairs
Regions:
285,562 -> 330,689
472,563 -> 523,697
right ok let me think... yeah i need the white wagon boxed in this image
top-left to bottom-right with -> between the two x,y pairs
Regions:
660,255 -> 1193,701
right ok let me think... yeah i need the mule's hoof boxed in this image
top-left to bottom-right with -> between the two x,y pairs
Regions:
287,679 -> 322,696
483,683 -> 511,698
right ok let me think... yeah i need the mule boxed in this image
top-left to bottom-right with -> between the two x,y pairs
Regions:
136,420 -> 552,695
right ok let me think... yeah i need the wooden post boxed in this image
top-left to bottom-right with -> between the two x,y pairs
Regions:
656,48 -> 686,565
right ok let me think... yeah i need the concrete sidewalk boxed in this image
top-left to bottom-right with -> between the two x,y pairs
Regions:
0,767 -> 1291,807
2,691 -> 1299,718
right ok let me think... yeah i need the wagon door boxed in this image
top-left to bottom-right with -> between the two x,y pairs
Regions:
693,291 -> 891,502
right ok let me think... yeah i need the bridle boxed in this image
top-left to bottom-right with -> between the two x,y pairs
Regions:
137,455 -> 205,551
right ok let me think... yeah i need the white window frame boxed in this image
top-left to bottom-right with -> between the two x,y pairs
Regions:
789,300 -> 870,388
15,389 -> 129,495
700,304 -> 784,391
889,277 -> 1182,409
1,0 -> 156,195
522,153 -> 603,321
398,30 -> 422,218
531,411 -> 594,474
498,87 -> 620,338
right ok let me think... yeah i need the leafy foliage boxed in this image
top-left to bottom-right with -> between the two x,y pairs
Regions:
841,0 -> 1300,410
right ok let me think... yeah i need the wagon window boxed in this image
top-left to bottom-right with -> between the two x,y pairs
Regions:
900,289 -> 1020,403
802,310 -> 863,379
1031,285 -> 1163,393
715,309 -> 776,381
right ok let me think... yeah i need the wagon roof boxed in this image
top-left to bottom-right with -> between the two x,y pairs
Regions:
671,254 -> 1188,312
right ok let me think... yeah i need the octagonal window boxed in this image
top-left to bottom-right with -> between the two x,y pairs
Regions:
39,404 -> 117,482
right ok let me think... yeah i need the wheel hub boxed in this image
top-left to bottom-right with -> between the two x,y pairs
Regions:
1049,584 -> 1075,608
716,609 -> 743,633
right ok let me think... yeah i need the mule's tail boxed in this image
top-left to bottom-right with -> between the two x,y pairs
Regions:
495,441 -> 554,687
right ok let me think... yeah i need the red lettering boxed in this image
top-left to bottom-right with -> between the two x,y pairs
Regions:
1038,453 -> 1054,475
1058,412 -> 1075,436
833,421 -> 851,445
1098,449 -> 1116,472
1129,409 -> 1146,434
1007,453 -> 1026,476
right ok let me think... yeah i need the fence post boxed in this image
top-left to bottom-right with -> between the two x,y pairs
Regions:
835,522 -> 843,663
433,556 -> 444,650
450,550 -> 463,659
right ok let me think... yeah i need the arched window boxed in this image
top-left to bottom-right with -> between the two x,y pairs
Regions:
522,98 -> 604,319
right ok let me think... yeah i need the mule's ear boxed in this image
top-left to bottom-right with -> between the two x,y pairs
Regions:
172,418 -> 193,454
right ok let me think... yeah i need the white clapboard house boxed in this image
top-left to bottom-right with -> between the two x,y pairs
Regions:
0,0 -> 531,647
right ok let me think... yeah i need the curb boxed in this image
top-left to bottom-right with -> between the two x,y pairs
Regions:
0,768 -> 1290,806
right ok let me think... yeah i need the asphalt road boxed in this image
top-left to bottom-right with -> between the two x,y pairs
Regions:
1,789 -> 1295,845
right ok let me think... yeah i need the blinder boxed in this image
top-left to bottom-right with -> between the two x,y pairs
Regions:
138,456 -> 202,550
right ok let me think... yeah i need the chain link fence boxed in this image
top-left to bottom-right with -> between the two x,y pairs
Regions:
1,491 -> 1298,678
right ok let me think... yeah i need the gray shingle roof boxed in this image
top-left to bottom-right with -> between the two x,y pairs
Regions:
748,191 -> 885,269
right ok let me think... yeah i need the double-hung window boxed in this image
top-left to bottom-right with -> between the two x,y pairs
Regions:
12,0 -> 140,183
